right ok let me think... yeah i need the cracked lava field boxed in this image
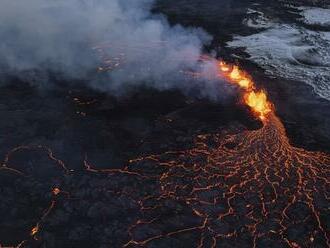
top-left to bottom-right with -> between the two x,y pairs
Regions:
0,62 -> 329,248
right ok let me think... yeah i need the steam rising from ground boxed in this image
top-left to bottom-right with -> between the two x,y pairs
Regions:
0,0 -> 227,99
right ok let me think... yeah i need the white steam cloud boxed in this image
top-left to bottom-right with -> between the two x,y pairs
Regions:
0,0 -> 230,100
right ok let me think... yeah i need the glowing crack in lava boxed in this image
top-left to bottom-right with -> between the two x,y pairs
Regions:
0,59 -> 329,247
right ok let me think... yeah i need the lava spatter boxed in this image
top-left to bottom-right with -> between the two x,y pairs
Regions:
217,61 -> 273,121
0,59 -> 329,247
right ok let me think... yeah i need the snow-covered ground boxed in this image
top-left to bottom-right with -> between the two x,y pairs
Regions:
298,7 -> 330,27
228,6 -> 330,101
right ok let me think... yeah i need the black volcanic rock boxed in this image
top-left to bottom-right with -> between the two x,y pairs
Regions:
1,0 -> 330,247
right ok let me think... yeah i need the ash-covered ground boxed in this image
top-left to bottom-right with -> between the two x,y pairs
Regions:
0,1 -> 329,248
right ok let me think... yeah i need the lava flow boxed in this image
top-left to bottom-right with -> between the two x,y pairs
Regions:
0,59 -> 329,248
218,61 -> 272,121
118,62 -> 330,247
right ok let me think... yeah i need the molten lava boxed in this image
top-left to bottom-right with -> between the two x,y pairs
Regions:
219,61 -> 230,72
244,90 -> 272,120
229,65 -> 243,81
52,187 -> 61,196
218,61 -> 273,121
30,225 -> 39,236
1,52 -> 329,248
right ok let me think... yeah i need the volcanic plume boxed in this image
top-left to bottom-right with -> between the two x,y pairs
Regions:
0,0 -> 214,97
0,1 -> 329,248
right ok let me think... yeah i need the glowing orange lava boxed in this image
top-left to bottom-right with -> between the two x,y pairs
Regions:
219,61 -> 230,72
30,225 -> 39,236
244,90 -> 272,120
218,61 -> 273,121
52,187 -> 61,196
1,52 -> 329,248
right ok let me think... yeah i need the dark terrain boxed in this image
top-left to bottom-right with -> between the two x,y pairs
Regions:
0,0 -> 329,247
154,0 -> 330,152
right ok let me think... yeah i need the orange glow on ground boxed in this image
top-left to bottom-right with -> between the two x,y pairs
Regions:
1,53 -> 329,248
30,225 -> 39,236
52,187 -> 61,195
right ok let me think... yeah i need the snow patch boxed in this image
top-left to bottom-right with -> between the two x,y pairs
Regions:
228,22 -> 330,100
298,7 -> 330,27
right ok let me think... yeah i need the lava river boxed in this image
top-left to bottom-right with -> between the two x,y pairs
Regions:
0,61 -> 329,248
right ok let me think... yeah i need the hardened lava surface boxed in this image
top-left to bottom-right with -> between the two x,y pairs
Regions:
0,110 -> 329,247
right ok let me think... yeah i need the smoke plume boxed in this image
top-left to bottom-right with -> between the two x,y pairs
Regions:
0,0 -> 229,100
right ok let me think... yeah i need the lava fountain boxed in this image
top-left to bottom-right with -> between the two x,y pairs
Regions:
1,54 -> 329,248
120,60 -> 330,247
218,61 -> 272,121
